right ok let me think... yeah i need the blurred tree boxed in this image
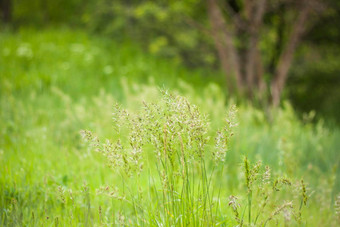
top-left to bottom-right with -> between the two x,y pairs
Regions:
287,0 -> 340,123
0,0 -> 11,23
3,0 -> 340,120
206,0 -> 323,106
86,0 -> 215,68
87,0 -> 329,107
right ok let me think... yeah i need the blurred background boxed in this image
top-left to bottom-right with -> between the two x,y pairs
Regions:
1,0 -> 340,225
1,0 -> 340,122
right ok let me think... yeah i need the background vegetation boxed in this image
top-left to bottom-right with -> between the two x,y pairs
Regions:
1,0 -> 340,226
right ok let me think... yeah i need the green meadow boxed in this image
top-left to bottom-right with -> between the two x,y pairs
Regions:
1,29 -> 340,226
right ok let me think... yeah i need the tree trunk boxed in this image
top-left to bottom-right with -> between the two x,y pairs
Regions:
271,5 -> 310,107
207,0 -> 242,94
244,0 -> 266,97
0,0 -> 11,23
205,0 -> 316,106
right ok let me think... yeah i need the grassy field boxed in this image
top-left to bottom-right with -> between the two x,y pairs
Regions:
1,28 -> 340,226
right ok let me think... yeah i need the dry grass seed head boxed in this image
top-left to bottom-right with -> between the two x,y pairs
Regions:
335,194 -> 340,223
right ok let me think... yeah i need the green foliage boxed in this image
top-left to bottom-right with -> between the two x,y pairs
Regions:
1,29 -> 340,226
5,0 -> 340,121
10,0 -> 84,26
288,45 -> 340,124
85,0 -> 215,67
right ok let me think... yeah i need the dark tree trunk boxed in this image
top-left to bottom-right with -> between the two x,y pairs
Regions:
244,0 -> 266,98
271,5 -> 310,107
207,0 -> 243,94
205,0 -> 319,107
0,0 -> 11,23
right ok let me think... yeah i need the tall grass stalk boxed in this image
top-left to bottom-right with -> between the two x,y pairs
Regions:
81,90 -> 236,225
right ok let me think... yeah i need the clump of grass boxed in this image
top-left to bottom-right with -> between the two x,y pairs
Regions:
227,157 -> 309,226
81,90 -> 308,226
335,194 -> 340,224
81,90 -> 236,225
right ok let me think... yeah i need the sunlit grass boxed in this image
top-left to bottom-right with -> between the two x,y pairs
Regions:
1,28 -> 339,226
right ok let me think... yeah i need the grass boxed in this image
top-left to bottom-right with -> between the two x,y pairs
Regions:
1,28 -> 340,226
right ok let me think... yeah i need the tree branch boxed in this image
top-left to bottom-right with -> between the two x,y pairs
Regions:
207,0 -> 243,92
271,2 -> 311,106
244,0 -> 266,95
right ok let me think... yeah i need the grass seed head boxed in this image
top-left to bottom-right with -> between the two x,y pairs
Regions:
335,194 -> 340,223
